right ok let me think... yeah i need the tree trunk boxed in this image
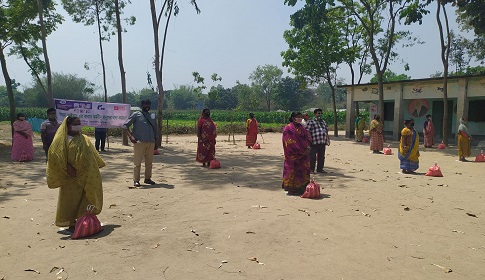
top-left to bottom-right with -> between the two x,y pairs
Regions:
36,0 -> 54,108
115,0 -> 129,145
95,2 -> 108,102
437,0 -> 451,145
0,48 -> 16,138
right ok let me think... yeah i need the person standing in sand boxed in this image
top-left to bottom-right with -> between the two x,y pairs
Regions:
306,108 -> 330,173
196,108 -> 217,167
282,112 -> 311,195
245,113 -> 258,148
11,113 -> 34,162
123,99 -> 158,187
369,114 -> 384,153
398,118 -> 420,174
41,108 -> 60,160
457,117 -> 472,162
423,114 -> 435,148
46,116 -> 105,231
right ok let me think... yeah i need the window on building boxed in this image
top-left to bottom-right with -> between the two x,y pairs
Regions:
469,99 -> 485,122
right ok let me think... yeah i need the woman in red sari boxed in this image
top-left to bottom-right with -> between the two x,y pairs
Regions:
282,112 -> 311,195
245,113 -> 258,148
11,113 -> 34,162
423,114 -> 435,148
196,108 -> 217,167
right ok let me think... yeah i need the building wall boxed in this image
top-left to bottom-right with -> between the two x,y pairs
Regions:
343,75 -> 485,139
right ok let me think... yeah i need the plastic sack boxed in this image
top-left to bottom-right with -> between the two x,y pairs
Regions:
253,143 -> 261,149
362,137 -> 369,143
209,159 -> 221,169
71,205 -> 103,239
383,145 -> 392,155
437,142 -> 446,149
425,163 -> 443,177
301,179 -> 321,199
475,150 -> 485,162
153,149 -> 160,155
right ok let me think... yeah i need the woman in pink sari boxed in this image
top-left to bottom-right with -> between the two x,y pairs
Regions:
282,112 -> 311,195
196,108 -> 217,167
11,113 -> 34,162
423,114 -> 435,148
245,113 -> 258,148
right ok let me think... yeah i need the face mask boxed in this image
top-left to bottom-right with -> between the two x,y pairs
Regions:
376,117 -> 380,121
142,107 -> 150,112
205,113 -> 210,117
70,125 -> 83,132
19,117 -> 26,121
410,123 -> 415,127
295,118 -> 303,123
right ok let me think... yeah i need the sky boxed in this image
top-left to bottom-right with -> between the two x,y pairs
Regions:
2,0 -> 479,97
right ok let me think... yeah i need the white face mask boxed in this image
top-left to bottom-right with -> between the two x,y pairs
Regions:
295,118 -> 303,123
70,125 -> 83,132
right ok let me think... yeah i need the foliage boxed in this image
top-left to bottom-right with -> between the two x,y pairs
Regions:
275,77 -> 307,111
232,82 -> 258,111
167,85 -> 199,109
369,70 -> 412,83
21,73 -> 95,107
206,85 -> 238,110
248,64 -> 283,112
456,0 -> 485,35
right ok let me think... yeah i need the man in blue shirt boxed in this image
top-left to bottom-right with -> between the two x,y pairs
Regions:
123,100 -> 158,187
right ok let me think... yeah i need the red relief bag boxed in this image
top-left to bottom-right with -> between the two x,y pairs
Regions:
383,145 -> 392,155
71,205 -> 103,239
425,163 -> 443,177
209,159 -> 221,169
362,136 -> 369,143
437,141 -> 446,149
153,149 -> 160,155
475,150 -> 485,162
301,179 -> 321,199
253,143 -> 261,149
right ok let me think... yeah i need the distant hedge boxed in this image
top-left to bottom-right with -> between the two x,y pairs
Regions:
1,107 -> 367,126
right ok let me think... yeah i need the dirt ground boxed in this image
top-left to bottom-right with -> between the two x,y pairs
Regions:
0,123 -> 484,280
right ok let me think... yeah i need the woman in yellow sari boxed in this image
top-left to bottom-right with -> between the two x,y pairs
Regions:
398,118 -> 420,174
355,114 -> 365,142
458,117 -> 472,162
46,116 -> 105,230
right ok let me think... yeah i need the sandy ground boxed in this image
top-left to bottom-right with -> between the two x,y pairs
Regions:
0,125 -> 484,280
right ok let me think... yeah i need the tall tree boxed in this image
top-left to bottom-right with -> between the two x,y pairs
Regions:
338,0 -> 427,122
0,0 -> 61,134
282,1 -> 348,136
434,0 -> 453,144
150,0 -> 200,148
36,0 -> 54,107
248,64 -> 283,112
62,0 -> 120,102
276,77 -> 307,111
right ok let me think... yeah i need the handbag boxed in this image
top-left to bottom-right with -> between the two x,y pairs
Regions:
383,145 -> 392,155
71,205 -> 103,239
425,163 -> 443,177
301,179 -> 321,199
475,150 -> 485,162
209,159 -> 221,169
253,143 -> 261,149
437,141 -> 446,149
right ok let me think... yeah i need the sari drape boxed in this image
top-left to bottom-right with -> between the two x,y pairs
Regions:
369,119 -> 384,151
399,127 -> 420,171
245,118 -> 258,146
423,120 -> 435,147
47,117 -> 105,227
11,120 -> 34,162
355,117 -> 365,141
196,117 -> 217,163
282,122 -> 311,193
458,118 -> 471,158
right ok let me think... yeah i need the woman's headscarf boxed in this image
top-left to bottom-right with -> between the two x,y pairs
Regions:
458,117 -> 470,136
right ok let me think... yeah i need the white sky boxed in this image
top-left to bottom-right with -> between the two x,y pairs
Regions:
3,0 -> 478,96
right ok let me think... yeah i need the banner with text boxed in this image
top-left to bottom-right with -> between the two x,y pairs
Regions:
54,99 -> 131,128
